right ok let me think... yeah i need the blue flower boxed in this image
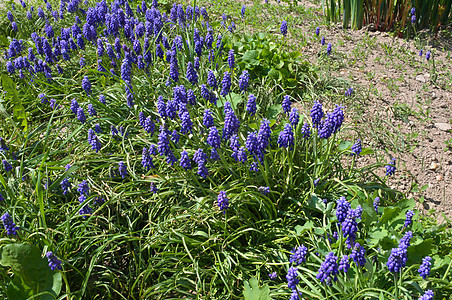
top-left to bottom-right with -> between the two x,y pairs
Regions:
1,212 -> 19,235
203,109 -> 214,128
220,71 -> 231,97
290,245 -> 308,265
2,159 -> 13,173
301,123 -> 311,139
280,20 -> 288,36
222,102 -> 240,140
418,256 -> 432,279
217,191 -> 229,213
350,243 -> 366,267
118,161 -> 127,178
241,5 -> 246,18
351,139 -> 362,155
46,252 -> 62,270
277,123 -> 294,150
207,127 -> 221,149
257,119 -> 272,150
327,43 -> 332,55
286,267 -> 299,289
321,36 -> 325,45
338,255 -> 350,273
404,210 -> 415,227
186,61 -> 198,84
180,112 -> 193,135
289,108 -> 300,127
207,70 -> 217,89
419,49 -> 423,56
282,95 -> 291,114
180,150 -> 192,170
419,290 -> 434,300
315,27 -> 320,36
345,87 -> 354,96
77,107 -> 86,124
61,178 -> 70,195
268,272 -> 277,280
373,197 -> 380,213
78,194 -> 92,218
227,49 -> 235,70
258,186 -> 270,195
426,51 -> 431,61
87,129 -> 101,152
82,76 -> 92,95
385,158 -> 396,176
336,196 -> 351,222
316,252 -> 338,285
142,147 -> 154,171
310,101 -> 324,128
246,94 -> 257,116
387,231 -> 413,273
238,70 -> 250,92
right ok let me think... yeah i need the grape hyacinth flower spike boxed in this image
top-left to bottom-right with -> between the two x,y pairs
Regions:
385,158 -> 396,176
404,210 -> 415,227
315,27 -> 320,36
1,212 -> 19,235
419,290 -> 434,300
351,139 -> 362,155
46,252 -> 62,270
289,245 -> 308,265
280,20 -> 287,36
268,272 -> 277,280
217,191 -> 229,213
418,256 -> 432,279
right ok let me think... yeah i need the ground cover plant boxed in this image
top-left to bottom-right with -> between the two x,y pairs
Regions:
0,0 -> 451,299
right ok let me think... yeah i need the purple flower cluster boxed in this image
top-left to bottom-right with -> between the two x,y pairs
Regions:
1,212 -> 19,235
286,266 -> 299,289
373,197 -> 380,213
46,252 -> 62,270
88,129 -> 101,152
350,242 -> 366,267
217,191 -> 229,213
2,159 -> 13,173
338,255 -> 350,273
277,123 -> 294,150
289,245 -> 308,265
351,139 -> 362,155
280,20 -> 287,36
316,252 -> 339,285
404,210 -> 415,227
385,158 -> 396,176
387,231 -> 413,273
418,256 -> 432,279
419,290 -> 434,300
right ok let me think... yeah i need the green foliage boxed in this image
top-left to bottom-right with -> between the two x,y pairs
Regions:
323,0 -> 452,33
243,277 -> 271,300
223,32 -> 316,95
0,244 -> 62,299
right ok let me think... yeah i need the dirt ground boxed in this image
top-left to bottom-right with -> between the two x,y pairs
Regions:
296,0 -> 452,221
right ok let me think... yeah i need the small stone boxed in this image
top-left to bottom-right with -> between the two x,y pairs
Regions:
436,174 -> 443,181
435,123 -> 452,132
429,163 -> 439,170
425,73 -> 430,78
416,75 -> 426,82
432,92 -> 436,99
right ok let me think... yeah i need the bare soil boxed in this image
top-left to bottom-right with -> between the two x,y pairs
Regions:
296,0 -> 452,221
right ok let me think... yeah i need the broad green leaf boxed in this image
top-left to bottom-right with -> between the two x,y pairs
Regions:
268,68 -> 279,80
0,244 -> 62,300
243,277 -> 270,300
379,207 -> 401,225
407,239 -> 435,264
338,141 -> 352,151
294,220 -> 314,235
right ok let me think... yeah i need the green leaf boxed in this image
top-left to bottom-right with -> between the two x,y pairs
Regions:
294,220 -> 314,235
1,74 -> 28,131
368,228 -> 389,246
407,239 -> 435,265
338,141 -> 352,151
379,207 -> 401,225
0,244 -> 62,300
268,68 -> 279,80
243,277 -> 270,300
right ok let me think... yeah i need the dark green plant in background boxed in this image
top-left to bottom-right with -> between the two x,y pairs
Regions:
323,0 -> 451,33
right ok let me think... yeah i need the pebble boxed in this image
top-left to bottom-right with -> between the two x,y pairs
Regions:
435,123 -> 452,132
416,75 -> 426,82
437,174 -> 443,181
429,163 -> 439,170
